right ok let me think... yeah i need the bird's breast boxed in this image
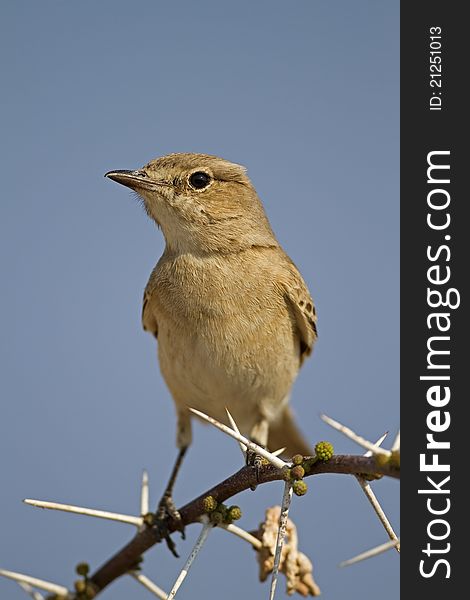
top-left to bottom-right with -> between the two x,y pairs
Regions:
148,252 -> 301,424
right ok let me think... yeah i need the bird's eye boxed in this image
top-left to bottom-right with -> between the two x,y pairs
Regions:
189,171 -> 212,190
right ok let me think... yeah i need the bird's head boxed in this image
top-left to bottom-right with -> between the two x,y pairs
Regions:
105,153 -> 277,255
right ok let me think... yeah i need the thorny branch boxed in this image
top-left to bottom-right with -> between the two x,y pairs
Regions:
87,455 -> 398,596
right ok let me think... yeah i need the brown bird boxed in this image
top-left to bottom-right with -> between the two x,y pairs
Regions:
105,153 -> 317,548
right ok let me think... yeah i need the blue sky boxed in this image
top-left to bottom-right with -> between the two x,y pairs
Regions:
0,2 -> 399,599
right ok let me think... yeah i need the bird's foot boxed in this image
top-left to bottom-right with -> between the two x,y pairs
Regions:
154,493 -> 186,557
246,447 -> 267,490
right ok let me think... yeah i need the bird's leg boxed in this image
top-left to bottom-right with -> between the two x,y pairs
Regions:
157,446 -> 187,522
155,446 -> 188,557
247,419 -> 269,488
155,411 -> 192,556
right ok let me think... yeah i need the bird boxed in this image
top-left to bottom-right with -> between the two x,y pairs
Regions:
105,153 -> 317,548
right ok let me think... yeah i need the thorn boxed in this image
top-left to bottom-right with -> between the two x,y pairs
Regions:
356,433 -> 400,552
269,481 -> 294,600
363,433 -> 388,457
320,414 -> 391,458
140,470 -> 150,516
0,569 -> 69,596
355,478 -> 400,552
391,430 -> 400,453
272,447 -> 286,457
23,498 -> 143,527
189,407 -> 287,470
130,571 -> 167,599
225,407 -> 247,458
219,523 -> 262,550
339,538 -> 400,567
17,582 -> 45,600
166,516 -> 213,599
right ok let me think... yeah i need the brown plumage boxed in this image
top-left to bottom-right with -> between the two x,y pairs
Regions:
106,153 -> 317,458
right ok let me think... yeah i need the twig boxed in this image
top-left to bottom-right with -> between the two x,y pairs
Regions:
83,455 -> 397,595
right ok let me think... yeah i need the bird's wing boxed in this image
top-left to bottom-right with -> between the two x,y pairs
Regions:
281,258 -> 317,365
142,288 -> 158,338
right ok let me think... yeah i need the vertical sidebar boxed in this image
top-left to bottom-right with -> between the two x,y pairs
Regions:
401,2 -> 466,596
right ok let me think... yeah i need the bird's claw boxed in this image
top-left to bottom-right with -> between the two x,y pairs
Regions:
155,494 -> 186,557
156,517 -> 180,558
246,448 -> 266,490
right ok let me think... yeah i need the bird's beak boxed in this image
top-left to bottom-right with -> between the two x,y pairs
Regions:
105,169 -> 167,191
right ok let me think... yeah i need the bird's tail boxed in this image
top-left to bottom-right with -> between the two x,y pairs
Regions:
268,406 -> 313,458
